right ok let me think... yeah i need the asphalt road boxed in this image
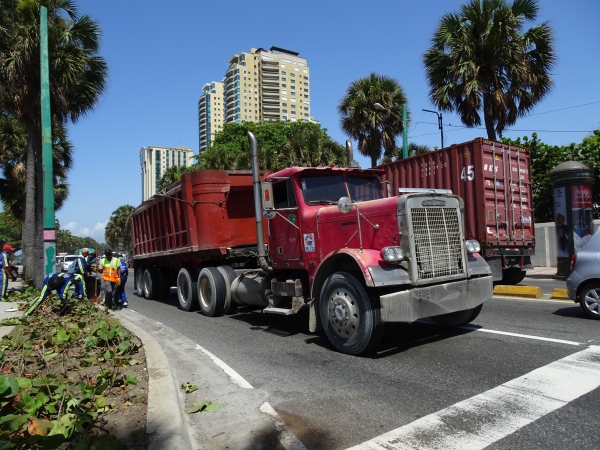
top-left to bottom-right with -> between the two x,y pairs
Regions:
120,277 -> 599,450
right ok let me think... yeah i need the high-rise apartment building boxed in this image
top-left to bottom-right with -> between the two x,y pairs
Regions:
139,146 -> 194,201
198,46 -> 312,152
198,81 -> 224,153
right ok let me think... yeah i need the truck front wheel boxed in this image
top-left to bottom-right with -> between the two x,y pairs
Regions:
431,304 -> 483,327
198,267 -> 226,317
320,272 -> 383,355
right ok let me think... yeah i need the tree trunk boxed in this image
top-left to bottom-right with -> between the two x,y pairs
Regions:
22,134 -> 36,284
22,126 -> 45,286
483,96 -> 497,141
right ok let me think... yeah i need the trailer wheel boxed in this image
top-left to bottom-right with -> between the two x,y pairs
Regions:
143,267 -> 161,300
216,266 -> 237,314
320,272 -> 383,355
501,268 -> 526,285
198,267 -> 226,317
135,268 -> 145,297
177,268 -> 199,311
431,304 -> 483,327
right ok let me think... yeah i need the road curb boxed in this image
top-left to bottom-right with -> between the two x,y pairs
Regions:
109,311 -> 192,450
493,285 -> 543,298
551,288 -> 569,300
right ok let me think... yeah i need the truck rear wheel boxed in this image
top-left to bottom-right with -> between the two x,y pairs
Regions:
320,272 -> 383,355
431,304 -> 483,327
143,267 -> 161,300
177,268 -> 199,311
198,267 -> 226,317
216,266 -> 236,314
135,268 -> 145,297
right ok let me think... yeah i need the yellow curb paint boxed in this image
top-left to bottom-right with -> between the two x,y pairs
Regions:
551,288 -> 569,300
493,285 -> 543,298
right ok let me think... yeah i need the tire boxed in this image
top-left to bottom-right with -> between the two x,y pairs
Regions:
177,268 -> 199,312
431,304 -> 483,327
320,272 -> 383,355
501,268 -> 526,285
135,268 -> 145,297
578,283 -> 600,320
197,267 -> 227,317
143,267 -> 161,300
216,266 -> 237,314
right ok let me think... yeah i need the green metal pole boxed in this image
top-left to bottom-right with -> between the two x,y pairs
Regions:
402,104 -> 408,159
40,6 -> 56,276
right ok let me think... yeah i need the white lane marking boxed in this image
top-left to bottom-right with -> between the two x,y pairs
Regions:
460,325 -> 581,346
194,344 -> 253,389
194,345 -> 306,450
348,345 -> 600,450
260,402 -> 309,450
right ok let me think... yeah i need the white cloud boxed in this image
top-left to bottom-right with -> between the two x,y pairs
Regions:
63,221 -> 107,242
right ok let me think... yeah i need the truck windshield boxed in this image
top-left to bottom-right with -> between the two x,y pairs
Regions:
300,174 -> 347,204
346,175 -> 383,202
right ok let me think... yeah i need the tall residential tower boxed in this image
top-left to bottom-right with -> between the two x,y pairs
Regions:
139,146 -> 194,201
198,46 -> 311,152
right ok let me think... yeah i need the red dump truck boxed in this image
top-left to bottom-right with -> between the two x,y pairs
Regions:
378,138 -> 535,284
131,133 -> 493,355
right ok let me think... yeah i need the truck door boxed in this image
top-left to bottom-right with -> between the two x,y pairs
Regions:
269,178 -> 302,262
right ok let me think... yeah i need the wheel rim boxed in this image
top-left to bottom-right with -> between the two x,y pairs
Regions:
326,287 -> 360,338
143,271 -> 151,297
199,278 -> 212,309
583,288 -> 600,316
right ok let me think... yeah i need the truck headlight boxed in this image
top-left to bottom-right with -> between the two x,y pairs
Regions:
381,246 -> 404,262
465,240 -> 481,253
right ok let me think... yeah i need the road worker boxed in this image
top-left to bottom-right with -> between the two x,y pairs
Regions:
97,248 -> 121,309
113,254 -> 129,307
0,244 -> 15,300
23,271 -> 86,316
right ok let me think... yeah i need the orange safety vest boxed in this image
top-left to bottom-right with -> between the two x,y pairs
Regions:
100,257 -> 120,282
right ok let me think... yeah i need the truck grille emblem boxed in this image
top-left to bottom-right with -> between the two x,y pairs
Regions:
421,200 -> 446,207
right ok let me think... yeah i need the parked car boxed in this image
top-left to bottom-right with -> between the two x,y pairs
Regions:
567,231 -> 600,319
61,255 -> 78,272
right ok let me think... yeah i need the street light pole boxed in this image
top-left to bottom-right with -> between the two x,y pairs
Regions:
374,102 -> 408,159
422,109 -> 444,149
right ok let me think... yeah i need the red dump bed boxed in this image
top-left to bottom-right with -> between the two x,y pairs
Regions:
378,138 -> 535,249
132,170 -> 269,260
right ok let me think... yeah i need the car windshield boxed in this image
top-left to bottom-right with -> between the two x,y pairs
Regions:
300,174 -> 348,204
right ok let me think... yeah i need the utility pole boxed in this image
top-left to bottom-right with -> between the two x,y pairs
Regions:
41,6 -> 55,276
422,109 -> 444,149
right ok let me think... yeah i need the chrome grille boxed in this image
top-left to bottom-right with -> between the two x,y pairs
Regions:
410,207 -> 464,280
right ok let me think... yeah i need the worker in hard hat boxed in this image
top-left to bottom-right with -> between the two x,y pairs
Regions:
23,271 -> 86,316
96,248 -> 121,309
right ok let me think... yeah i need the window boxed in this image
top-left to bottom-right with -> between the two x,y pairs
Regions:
272,178 -> 297,209
346,175 -> 383,202
300,174 -> 347,203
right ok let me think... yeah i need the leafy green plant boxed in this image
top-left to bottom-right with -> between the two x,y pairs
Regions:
0,291 -> 144,448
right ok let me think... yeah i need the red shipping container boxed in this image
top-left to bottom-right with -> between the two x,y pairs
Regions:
378,138 -> 535,281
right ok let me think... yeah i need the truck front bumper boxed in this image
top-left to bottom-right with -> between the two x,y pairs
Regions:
379,276 -> 493,323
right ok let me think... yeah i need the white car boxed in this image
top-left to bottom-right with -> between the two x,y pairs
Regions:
61,255 -> 78,272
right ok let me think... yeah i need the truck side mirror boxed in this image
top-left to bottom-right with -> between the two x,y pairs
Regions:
338,197 -> 354,214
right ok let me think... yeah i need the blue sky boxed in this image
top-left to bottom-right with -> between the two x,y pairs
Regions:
54,0 -> 599,243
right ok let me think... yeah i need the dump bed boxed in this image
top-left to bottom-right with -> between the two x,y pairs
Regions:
378,138 -> 535,251
132,170 -> 269,260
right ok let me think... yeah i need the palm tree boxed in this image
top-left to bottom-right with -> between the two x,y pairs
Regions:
423,0 -> 555,141
338,73 -> 409,167
105,205 -> 135,252
158,165 -> 190,191
0,0 -> 107,284
279,122 -> 346,169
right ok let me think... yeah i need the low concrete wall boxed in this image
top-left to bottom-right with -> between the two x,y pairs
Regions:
532,219 -> 600,268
